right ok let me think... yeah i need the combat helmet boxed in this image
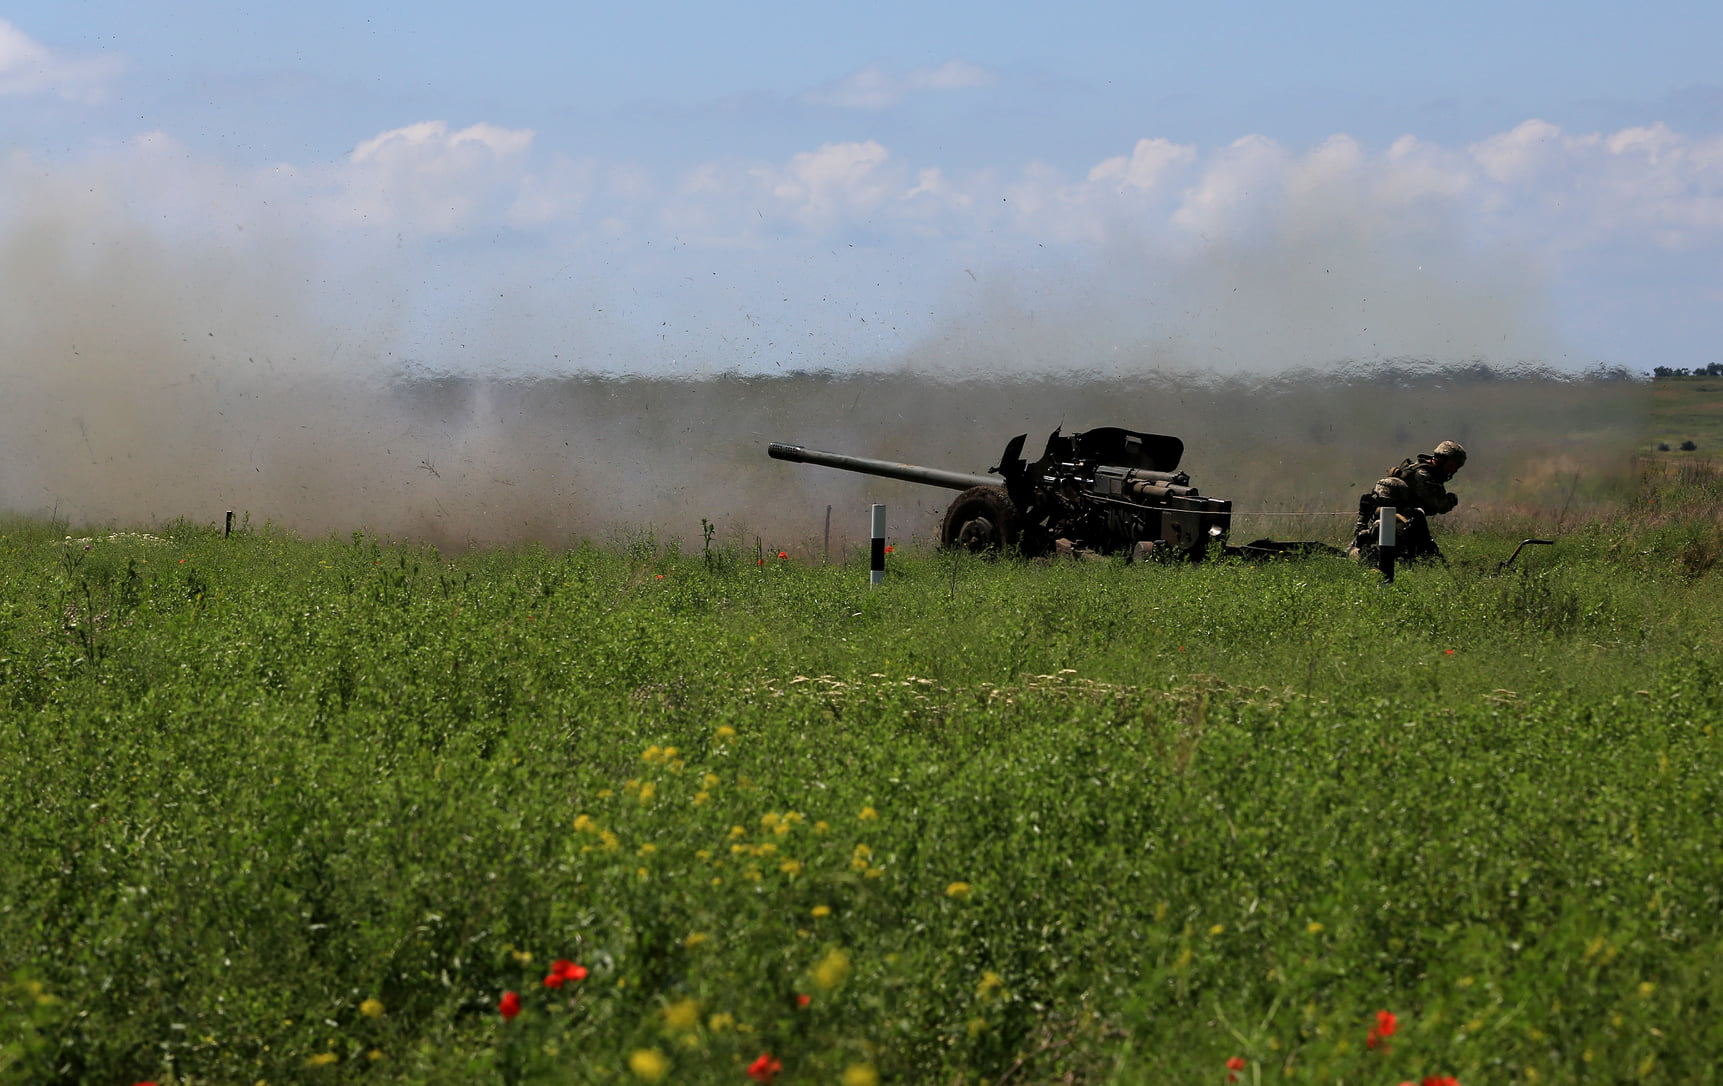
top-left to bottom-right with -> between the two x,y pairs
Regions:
1433,440 -> 1467,467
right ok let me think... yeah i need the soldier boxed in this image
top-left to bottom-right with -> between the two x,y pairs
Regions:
1390,440 -> 1466,516
1349,440 -> 1466,562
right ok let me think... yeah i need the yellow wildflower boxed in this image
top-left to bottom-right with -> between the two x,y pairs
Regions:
638,843 -> 657,856
637,866 -> 651,881
811,905 -> 832,918
745,867 -> 762,882
1208,924 -> 1225,937
703,773 -> 721,788
780,859 -> 803,877
628,1048 -> 669,1082
812,948 -> 851,990
813,820 -> 830,835
1639,981 -> 1656,998
715,725 -> 737,741
662,998 -> 701,1032
842,1065 -> 880,1086
638,782 -> 656,803
574,814 -> 597,833
708,1012 -> 735,1032
977,971 -> 1005,1000
306,1052 -> 339,1067
685,931 -> 708,949
757,842 -> 777,857
967,1017 -> 988,1038
600,830 -> 620,851
624,778 -> 641,794
693,791 -> 710,805
510,948 -> 533,964
761,812 -> 781,829
662,745 -> 679,760
946,882 -> 972,900
642,745 -> 663,764
695,848 -> 711,862
858,806 -> 879,821
1306,921 -> 1324,935
729,825 -> 747,839
359,997 -> 385,1019
864,866 -> 884,879
367,1049 -> 383,1061
596,788 -> 614,799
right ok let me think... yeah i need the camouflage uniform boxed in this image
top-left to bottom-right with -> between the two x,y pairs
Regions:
1348,442 -> 1465,562
1386,454 -> 1459,515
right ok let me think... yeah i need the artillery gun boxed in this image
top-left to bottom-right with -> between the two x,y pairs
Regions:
767,427 -> 1234,560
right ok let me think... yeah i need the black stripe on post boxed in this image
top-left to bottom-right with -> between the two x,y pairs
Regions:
870,503 -> 886,586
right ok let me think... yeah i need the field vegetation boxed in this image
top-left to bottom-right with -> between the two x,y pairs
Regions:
3,379 -> 1721,1085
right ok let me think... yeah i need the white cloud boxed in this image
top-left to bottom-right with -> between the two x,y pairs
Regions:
1469,120 -> 1723,252
0,19 -> 123,103
748,140 -> 903,229
336,120 -> 540,234
1088,138 -> 1198,193
7,112 -> 1723,372
802,60 -> 992,109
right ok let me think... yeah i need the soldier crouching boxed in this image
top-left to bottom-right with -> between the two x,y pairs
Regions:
1348,440 -> 1467,563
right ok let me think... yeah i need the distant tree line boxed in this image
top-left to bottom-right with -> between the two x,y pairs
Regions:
1652,363 -> 1723,378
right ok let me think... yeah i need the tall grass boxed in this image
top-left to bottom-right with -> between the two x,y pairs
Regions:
2,469 -> 1720,1084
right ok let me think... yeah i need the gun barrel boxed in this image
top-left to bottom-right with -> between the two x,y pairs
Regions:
768,442 -> 997,492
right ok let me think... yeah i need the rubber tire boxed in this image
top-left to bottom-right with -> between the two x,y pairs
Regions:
940,486 -> 1020,553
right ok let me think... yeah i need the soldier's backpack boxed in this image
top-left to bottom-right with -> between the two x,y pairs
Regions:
1387,456 -> 1422,482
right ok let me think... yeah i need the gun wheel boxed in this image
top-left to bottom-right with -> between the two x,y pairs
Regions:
940,486 -> 1020,554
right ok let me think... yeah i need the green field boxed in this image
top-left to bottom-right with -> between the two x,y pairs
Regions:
4,448 -> 1723,1086
3,376 -> 1722,1085
1645,375 -> 1723,458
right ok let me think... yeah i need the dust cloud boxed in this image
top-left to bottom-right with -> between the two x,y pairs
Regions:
1,168 -> 1650,552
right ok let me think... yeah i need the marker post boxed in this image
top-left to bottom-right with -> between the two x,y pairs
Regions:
870,504 -> 886,587
1378,506 -> 1397,583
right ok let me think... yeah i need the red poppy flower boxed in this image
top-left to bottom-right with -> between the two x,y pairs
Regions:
778,551 -> 788,559
498,991 -> 521,1019
1376,1010 -> 1398,1037
747,1053 -> 782,1083
557,960 -> 587,982
543,972 -> 564,989
1422,1078 -> 1460,1086
883,545 -> 893,554
795,993 -> 810,1008
1226,1055 -> 1246,1081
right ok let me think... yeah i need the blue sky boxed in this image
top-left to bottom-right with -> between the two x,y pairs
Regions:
5,1 -> 1722,375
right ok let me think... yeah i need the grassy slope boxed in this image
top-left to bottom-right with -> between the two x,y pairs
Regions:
3,509 -> 1721,1085
1644,375 -> 1723,456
